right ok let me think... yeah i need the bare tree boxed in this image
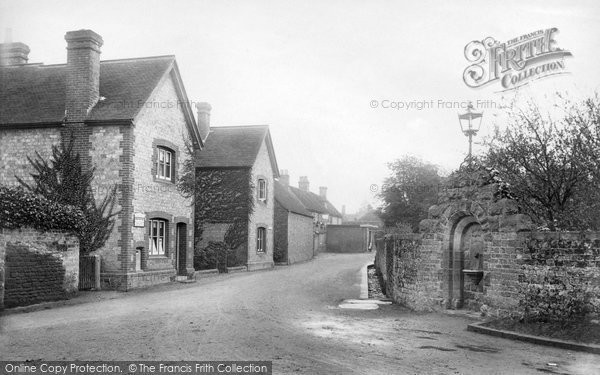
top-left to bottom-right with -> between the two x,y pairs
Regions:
485,93 -> 600,230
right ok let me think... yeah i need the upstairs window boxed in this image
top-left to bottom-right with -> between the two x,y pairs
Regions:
149,219 -> 167,255
257,227 -> 266,253
157,148 -> 173,181
258,178 -> 267,201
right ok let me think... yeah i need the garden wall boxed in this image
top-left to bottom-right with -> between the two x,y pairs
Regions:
377,231 -> 600,317
375,169 -> 600,318
0,227 -> 79,309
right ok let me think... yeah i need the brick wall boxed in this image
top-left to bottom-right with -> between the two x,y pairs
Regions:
247,140 -> 274,271
0,127 -> 61,186
286,212 -> 314,264
375,173 -> 600,318
0,227 -> 78,309
326,225 -> 369,253
273,200 -> 288,263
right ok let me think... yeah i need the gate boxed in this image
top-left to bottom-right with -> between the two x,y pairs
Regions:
79,255 -> 96,290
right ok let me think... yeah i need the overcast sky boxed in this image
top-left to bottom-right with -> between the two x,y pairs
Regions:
1,0 -> 599,213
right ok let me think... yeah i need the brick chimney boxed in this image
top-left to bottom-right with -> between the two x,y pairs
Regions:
196,102 -> 211,142
0,42 -> 30,65
299,176 -> 309,192
319,186 -> 327,199
64,29 -> 103,123
279,170 -> 289,187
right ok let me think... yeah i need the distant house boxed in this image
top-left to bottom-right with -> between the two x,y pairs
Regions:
355,210 -> 384,228
285,174 -> 343,253
0,29 -> 206,290
194,125 -> 279,271
273,176 -> 314,264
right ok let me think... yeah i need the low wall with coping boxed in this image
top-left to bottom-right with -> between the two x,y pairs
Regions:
0,227 -> 79,309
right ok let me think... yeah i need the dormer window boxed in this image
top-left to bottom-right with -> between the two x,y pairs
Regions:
258,178 -> 267,201
157,147 -> 173,181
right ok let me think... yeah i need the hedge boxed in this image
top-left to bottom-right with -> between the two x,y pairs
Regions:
0,186 -> 86,232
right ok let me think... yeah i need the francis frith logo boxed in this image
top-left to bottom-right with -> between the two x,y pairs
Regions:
463,28 -> 572,91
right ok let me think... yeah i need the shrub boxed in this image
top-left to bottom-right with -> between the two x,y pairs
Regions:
17,140 -> 119,253
0,186 -> 85,232
519,271 -> 598,323
194,241 -> 238,272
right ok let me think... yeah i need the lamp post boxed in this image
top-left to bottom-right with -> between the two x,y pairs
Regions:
458,102 -> 483,164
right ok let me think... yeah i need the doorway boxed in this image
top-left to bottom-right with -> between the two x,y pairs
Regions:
176,223 -> 187,276
448,216 -> 483,309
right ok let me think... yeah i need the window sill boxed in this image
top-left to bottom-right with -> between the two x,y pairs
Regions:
148,254 -> 168,259
153,176 -> 176,185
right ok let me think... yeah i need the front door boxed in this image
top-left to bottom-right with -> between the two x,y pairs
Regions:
176,223 -> 187,276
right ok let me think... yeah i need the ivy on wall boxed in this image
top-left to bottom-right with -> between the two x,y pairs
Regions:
0,186 -> 85,232
192,168 -> 255,270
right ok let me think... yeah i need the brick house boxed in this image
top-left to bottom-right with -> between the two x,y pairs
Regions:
194,125 -> 279,271
0,29 -> 208,290
286,174 -> 343,253
273,175 -> 314,264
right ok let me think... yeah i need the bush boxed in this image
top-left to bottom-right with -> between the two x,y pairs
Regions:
0,186 -> 86,232
519,272 -> 598,323
194,241 -> 238,272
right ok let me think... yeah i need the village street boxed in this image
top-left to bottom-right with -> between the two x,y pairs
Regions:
0,253 -> 598,375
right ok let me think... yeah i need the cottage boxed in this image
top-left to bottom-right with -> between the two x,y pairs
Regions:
194,125 -> 279,271
273,175 -> 314,264
0,29 -> 207,290
286,175 -> 343,253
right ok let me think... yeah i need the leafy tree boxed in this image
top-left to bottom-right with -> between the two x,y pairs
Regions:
484,93 -> 600,230
378,155 -> 442,231
17,139 -> 119,253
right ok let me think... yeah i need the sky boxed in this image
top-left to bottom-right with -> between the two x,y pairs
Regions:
1,0 -> 599,213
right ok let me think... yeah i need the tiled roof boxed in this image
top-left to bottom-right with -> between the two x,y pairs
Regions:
289,186 -> 342,218
195,126 -> 279,174
320,196 -> 343,218
0,56 -> 174,124
289,186 -> 326,214
274,180 -> 313,217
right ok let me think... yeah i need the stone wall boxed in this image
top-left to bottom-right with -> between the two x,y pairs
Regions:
375,170 -> 600,318
0,227 -> 79,309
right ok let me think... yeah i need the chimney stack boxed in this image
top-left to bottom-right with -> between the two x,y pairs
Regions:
299,176 -> 309,192
64,29 -> 103,123
196,102 -> 211,142
319,186 -> 327,199
0,42 -> 30,66
279,169 -> 289,187
342,205 -> 346,215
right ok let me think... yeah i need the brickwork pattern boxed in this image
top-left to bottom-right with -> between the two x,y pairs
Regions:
0,228 -> 78,309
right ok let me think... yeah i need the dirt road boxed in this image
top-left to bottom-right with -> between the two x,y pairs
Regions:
0,253 -> 598,374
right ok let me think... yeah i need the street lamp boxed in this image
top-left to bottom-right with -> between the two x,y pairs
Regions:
458,102 -> 483,163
